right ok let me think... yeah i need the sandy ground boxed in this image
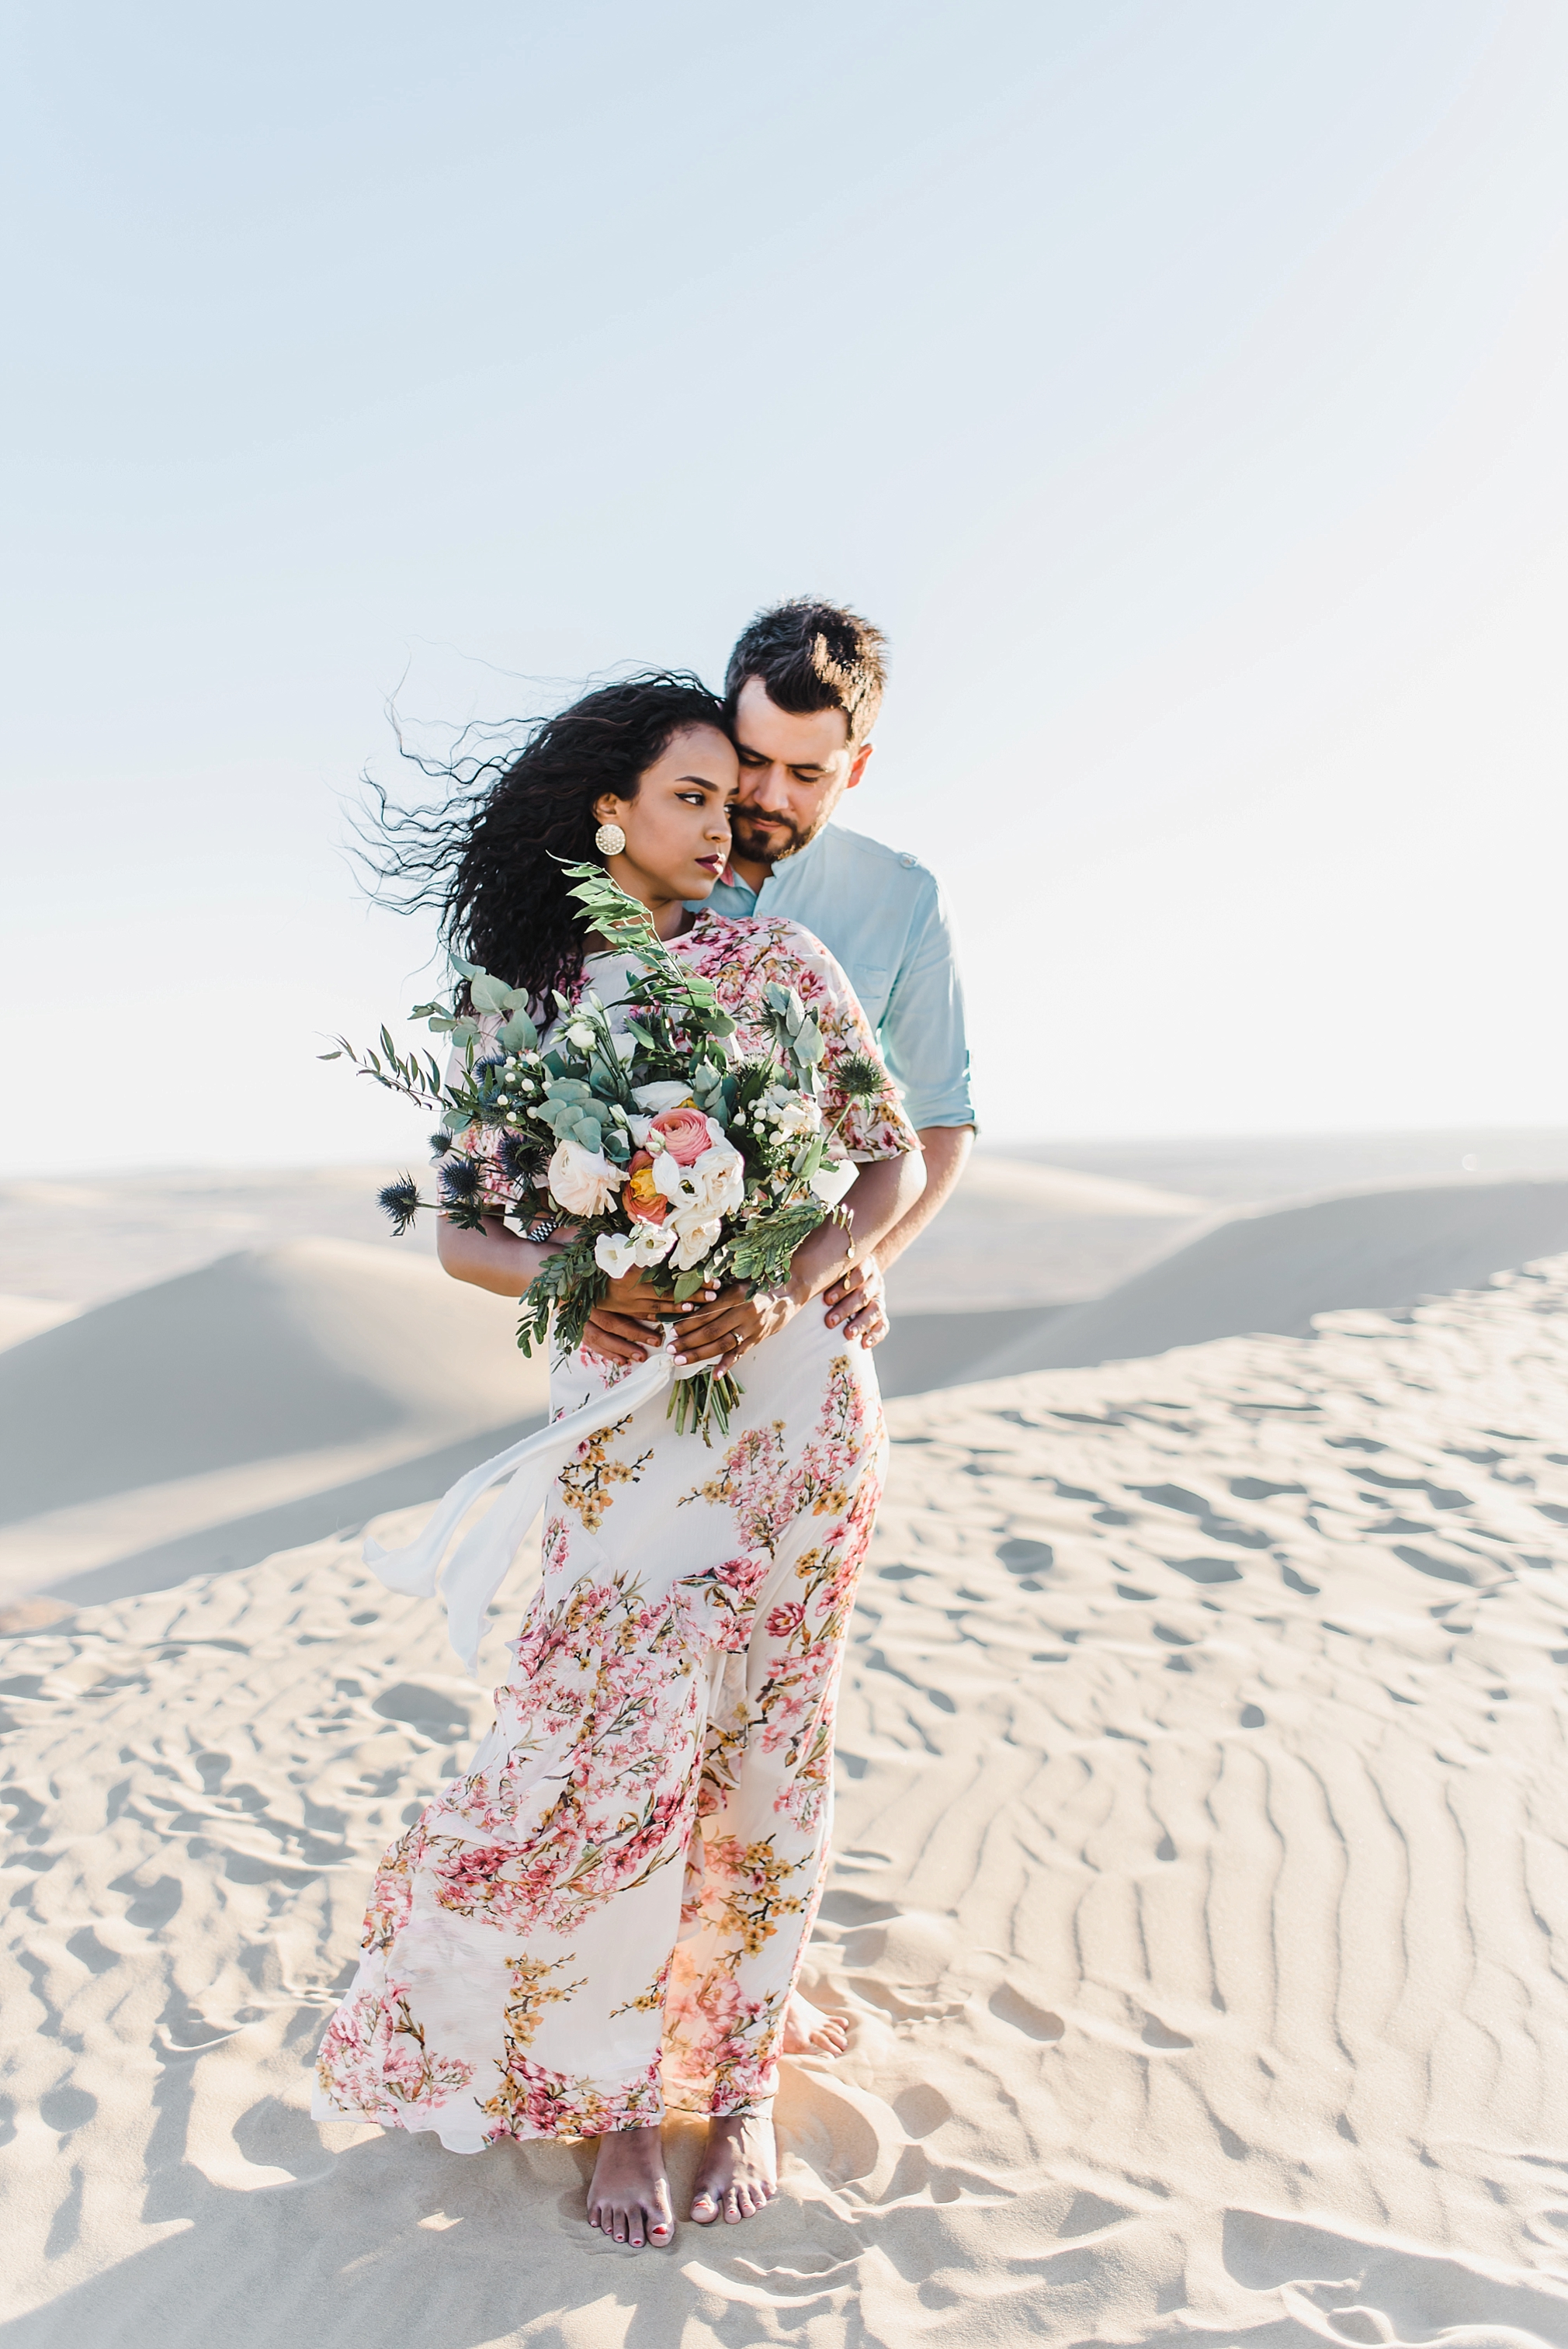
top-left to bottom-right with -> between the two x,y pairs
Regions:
3,1249 -> 1567,2345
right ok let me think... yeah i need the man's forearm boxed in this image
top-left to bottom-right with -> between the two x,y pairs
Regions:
787,1154 -> 926,1306
873,1124 -> 973,1269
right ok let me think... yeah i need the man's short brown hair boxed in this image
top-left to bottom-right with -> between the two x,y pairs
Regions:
723,599 -> 888,746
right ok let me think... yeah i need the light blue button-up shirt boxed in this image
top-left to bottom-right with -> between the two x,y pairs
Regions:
699,821 -> 973,1130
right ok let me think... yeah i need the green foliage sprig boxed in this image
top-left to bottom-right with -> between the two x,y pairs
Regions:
727,1199 -> 830,1291
515,1232 -> 605,1359
318,1028 -> 446,1112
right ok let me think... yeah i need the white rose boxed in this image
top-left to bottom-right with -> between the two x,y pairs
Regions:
691,1140 -> 745,1217
650,1144 -> 743,1220
633,1080 -> 697,1114
548,1139 -> 624,1216
668,1212 -> 723,1271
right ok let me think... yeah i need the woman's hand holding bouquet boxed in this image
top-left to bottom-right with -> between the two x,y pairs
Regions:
324,862 -> 882,1439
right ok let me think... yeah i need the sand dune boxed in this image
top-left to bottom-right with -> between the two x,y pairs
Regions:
0,1151 -> 1211,1325
970,1174 -> 1568,1379
938,1158 -> 1204,1216
0,1298 -> 77,1354
0,1155 -> 1209,1611
2,1255 -> 1566,2344
5,1171 -> 1565,1615
1004,1126 -> 1568,1205
885,1156 -> 1207,1314
0,1166 -> 439,1311
0,1241 -> 547,1612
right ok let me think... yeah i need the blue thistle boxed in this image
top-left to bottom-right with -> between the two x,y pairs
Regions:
378,1177 -> 422,1236
437,1153 -> 488,1231
439,1157 -> 483,1205
428,1130 -> 453,1161
498,1132 -> 547,1187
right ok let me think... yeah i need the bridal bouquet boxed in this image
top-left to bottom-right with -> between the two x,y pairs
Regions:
324,863 -> 877,1438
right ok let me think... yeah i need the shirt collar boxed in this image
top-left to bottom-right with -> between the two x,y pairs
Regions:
757,821 -> 832,891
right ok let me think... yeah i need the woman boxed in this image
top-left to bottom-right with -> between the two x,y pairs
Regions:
314,675 -> 924,2246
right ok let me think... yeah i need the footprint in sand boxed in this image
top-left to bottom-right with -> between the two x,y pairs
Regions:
371,1680 -> 474,1739
892,2083 -> 953,2136
997,1538 -> 1053,1573
40,2085 -> 97,2135
988,1984 -> 1065,2042
1167,1555 -> 1244,1584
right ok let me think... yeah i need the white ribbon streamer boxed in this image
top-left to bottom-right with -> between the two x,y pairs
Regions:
363,1341 -> 700,1673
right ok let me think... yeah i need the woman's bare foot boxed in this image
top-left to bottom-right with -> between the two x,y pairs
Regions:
689,2111 -> 777,2225
782,1990 -> 849,2056
586,2123 -> 673,2248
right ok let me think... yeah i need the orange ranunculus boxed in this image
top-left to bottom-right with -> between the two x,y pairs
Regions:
648,1106 -> 714,1165
623,1152 -> 668,1224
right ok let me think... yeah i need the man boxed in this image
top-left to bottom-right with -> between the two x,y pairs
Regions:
588,598 -> 973,1362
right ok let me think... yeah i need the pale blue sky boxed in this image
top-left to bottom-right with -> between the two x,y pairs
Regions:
4,1 -> 1564,1166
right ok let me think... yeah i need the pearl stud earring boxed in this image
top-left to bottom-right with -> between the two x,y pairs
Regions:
595,821 -> 626,856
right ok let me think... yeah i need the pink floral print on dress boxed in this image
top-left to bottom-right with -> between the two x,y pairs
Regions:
313,914 -> 914,2149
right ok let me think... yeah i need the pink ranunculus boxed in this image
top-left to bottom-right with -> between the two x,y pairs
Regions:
648,1106 -> 713,1166
622,1150 -> 669,1225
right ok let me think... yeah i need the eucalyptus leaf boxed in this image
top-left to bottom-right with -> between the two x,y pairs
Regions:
470,973 -> 512,1014
498,1009 -> 539,1050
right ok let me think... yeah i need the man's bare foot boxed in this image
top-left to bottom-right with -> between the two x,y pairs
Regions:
689,2111 -> 777,2225
782,1990 -> 849,2056
586,2123 -> 673,2248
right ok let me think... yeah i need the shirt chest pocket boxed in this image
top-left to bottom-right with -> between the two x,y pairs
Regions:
848,965 -> 893,1031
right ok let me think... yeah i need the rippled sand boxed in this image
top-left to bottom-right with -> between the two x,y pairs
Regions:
3,1261 -> 1567,2344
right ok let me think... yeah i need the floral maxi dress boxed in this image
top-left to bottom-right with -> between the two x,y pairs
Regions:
313,912 -> 919,2149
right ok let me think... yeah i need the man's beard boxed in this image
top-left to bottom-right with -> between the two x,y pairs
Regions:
731,807 -> 816,862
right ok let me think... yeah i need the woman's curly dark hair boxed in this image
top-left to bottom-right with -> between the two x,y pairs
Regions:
356,672 -> 730,1010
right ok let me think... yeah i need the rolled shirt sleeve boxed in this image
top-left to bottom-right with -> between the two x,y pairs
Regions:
876,874 -> 973,1129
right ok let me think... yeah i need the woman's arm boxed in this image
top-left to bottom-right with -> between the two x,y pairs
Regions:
669,1150 -> 927,1376
437,1213 -> 560,1298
